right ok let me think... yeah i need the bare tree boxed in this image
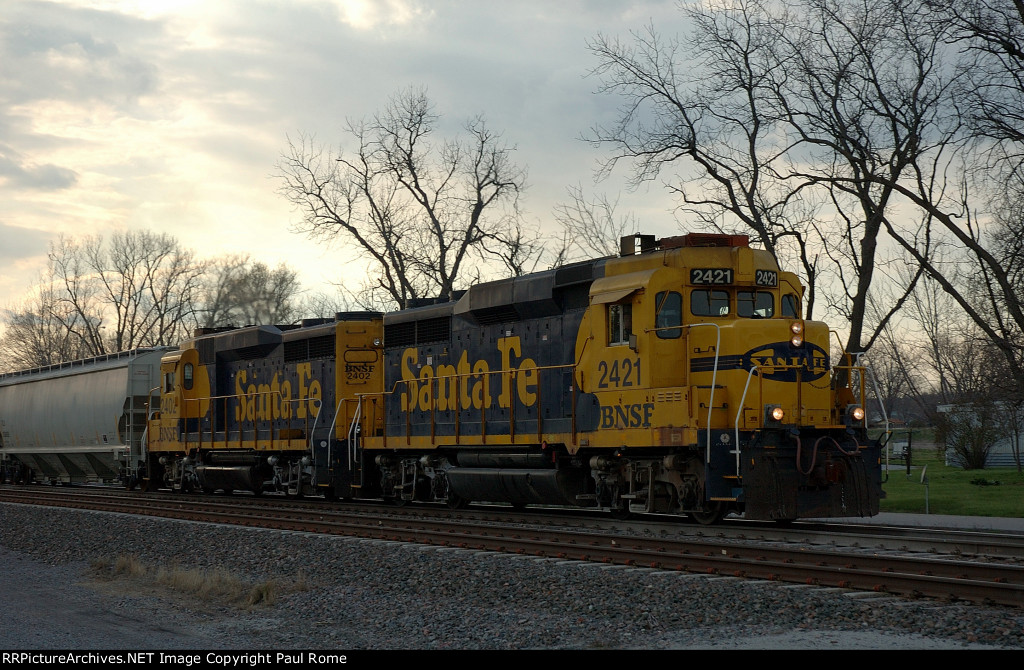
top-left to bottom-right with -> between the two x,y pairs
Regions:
586,0 -> 947,358
47,234 -> 108,355
586,3 -> 827,316
0,280 -> 92,371
199,255 -> 302,327
939,398 -> 1004,469
553,183 -> 639,261
867,0 -> 1024,397
277,87 -> 534,309
299,289 -> 353,321
47,232 -> 204,352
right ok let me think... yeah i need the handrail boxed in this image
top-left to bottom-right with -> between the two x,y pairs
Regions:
143,385 -> 161,456
346,397 -> 362,469
734,364 -> 762,476
859,355 -> 890,466
730,353 -> 877,478
685,322 -> 721,465
305,396 -> 325,452
178,391 -> 320,453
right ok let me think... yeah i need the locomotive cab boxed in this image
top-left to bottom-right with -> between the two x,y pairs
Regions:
574,234 -> 880,522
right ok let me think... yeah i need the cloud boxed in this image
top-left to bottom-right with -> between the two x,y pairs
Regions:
329,0 -> 433,31
0,222 -> 51,262
1,1 -> 160,109
0,147 -> 78,190
0,0 -> 689,313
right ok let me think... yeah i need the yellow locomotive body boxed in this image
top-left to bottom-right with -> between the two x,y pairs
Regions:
141,314 -> 383,498
356,233 -> 880,522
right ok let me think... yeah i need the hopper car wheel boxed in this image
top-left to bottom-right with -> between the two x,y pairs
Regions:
690,502 -> 726,526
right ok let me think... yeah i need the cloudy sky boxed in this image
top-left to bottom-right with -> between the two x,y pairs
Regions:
0,0 -> 689,314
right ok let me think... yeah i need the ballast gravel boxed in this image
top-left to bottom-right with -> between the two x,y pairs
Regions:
0,503 -> 1021,651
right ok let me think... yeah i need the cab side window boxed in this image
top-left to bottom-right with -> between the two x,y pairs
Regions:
608,303 -> 633,345
655,291 -> 682,338
164,372 -> 174,393
782,293 -> 800,318
183,363 -> 194,390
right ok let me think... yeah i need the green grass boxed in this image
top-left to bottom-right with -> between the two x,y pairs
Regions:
879,444 -> 1024,518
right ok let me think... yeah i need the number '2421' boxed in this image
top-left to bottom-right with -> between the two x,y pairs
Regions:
597,358 -> 640,388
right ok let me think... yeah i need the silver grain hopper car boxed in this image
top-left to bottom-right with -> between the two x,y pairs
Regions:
0,348 -> 173,485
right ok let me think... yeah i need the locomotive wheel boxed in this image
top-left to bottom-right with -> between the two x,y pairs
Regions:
446,493 -> 468,509
610,505 -> 632,520
140,461 -> 161,492
690,502 -> 726,525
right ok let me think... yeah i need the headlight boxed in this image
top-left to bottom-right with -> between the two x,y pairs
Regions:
765,405 -> 785,423
790,321 -> 804,347
847,405 -> 866,423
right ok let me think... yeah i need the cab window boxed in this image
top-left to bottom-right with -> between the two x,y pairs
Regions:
608,303 -> 633,345
655,291 -> 682,338
691,290 -> 729,316
737,291 -> 774,318
183,363 -> 194,390
164,372 -> 174,393
782,293 -> 800,318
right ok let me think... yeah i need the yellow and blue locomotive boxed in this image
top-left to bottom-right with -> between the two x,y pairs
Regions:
140,314 -> 383,498
355,232 -> 881,522
97,232 -> 880,523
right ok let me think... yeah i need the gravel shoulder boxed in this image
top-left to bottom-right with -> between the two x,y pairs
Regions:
0,504 -> 1019,651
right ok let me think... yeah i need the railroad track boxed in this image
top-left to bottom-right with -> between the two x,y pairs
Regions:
1,485 -> 1022,608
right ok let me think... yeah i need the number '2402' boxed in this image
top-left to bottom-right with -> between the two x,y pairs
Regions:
597,358 -> 641,388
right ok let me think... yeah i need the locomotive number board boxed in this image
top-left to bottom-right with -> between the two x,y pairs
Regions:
689,268 -> 780,287
690,268 -> 734,285
755,269 -> 778,286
